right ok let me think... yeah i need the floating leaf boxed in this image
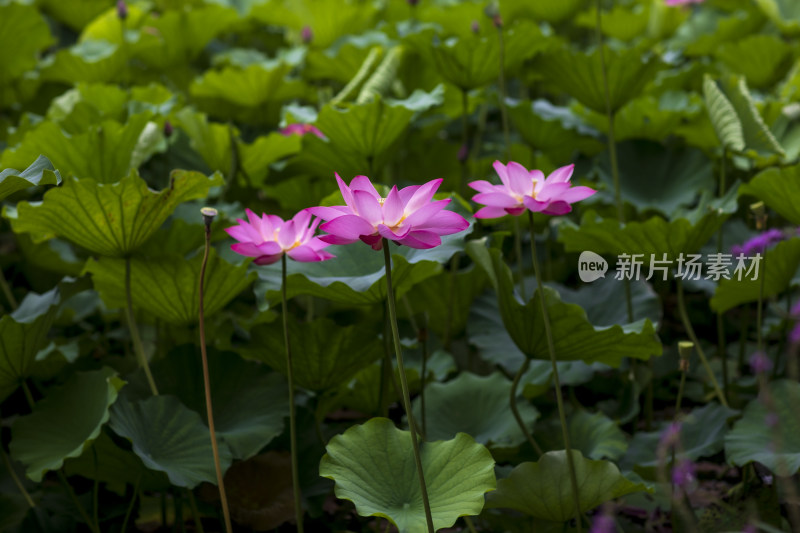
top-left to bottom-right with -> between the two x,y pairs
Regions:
0,1 -> 53,82
726,380 -> 800,475
0,287 -> 61,402
558,187 -> 739,262
1,114 -> 153,182
84,249 -> 255,325
125,347 -> 288,461
411,372 -> 539,449
740,162 -> 800,225
711,238 -> 800,313
537,410 -> 628,461
319,417 -> 496,532
0,156 -> 61,202
244,317 -> 381,392
533,44 -> 662,113
109,394 -> 233,489
9,169 -> 223,257
10,368 -> 122,482
468,246 -> 661,367
255,223 -> 468,305
715,34 -> 793,89
486,450 -> 650,521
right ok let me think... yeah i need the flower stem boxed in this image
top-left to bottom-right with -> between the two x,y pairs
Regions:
124,257 -> 158,396
186,489 -> 205,533
460,88 -> 470,198
675,278 -> 729,407
757,253 -> 766,355
495,24 -> 511,159
528,212 -> 582,532
281,254 -> 305,533
198,210 -> 233,533
0,267 -> 17,310
509,358 -> 542,456
120,473 -> 141,533
716,149 -> 729,403
382,239 -> 434,533
0,439 -> 35,508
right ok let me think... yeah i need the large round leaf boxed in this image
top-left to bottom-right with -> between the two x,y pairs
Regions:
125,346 -> 288,461
0,287 -> 61,402
84,249 -> 255,325
411,372 -> 539,449
725,380 -> 800,476
10,368 -> 123,482
740,162 -> 800,225
538,410 -> 628,461
319,418 -> 496,532
109,394 -> 233,489
9,169 -> 223,257
0,156 -> 61,202
485,450 -> 651,522
244,317 -> 381,392
0,1 -> 53,82
715,34 -> 793,89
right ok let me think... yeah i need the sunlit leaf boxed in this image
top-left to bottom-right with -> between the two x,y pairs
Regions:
10,368 -> 123,482
739,162 -> 800,225
501,0 -> 586,24
754,0 -> 800,36
319,417 -> 496,532
485,450 -> 651,521
715,34 -> 793,89
0,1 -> 53,82
39,40 -> 126,84
0,156 -> 61,202
9,169 -> 223,257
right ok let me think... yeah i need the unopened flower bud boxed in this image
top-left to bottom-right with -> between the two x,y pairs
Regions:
471,20 -> 480,34
163,120 -> 173,138
301,25 -> 313,44
457,143 -> 469,162
116,0 -> 128,20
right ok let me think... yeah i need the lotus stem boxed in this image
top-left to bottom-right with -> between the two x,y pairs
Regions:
509,357 -> 543,456
716,148 -> 729,402
187,489 -> 205,533
124,257 -> 159,396
382,239 -> 435,533
528,211 -> 582,532
198,208 -> 233,533
281,254 -> 305,533
495,23 -> 511,158
0,268 -> 17,310
0,441 -> 35,508
675,278 -> 729,407
514,218 -> 526,297
120,473 -> 141,533
460,88 -> 470,197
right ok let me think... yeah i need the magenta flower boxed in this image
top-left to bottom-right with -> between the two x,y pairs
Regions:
731,228 -> 785,256
469,161 -> 595,218
280,123 -> 324,139
749,351 -> 773,375
308,174 -> 469,251
301,25 -> 313,44
226,209 -> 334,265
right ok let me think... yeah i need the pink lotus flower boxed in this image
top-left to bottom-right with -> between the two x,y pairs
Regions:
469,161 -> 595,218
308,174 -> 469,251
226,209 -> 334,265
280,123 -> 324,138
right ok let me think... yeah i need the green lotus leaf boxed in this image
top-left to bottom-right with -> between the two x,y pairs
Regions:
537,410 -> 627,462
740,163 -> 800,225
508,99 -> 604,162
109,393 -> 234,489
0,286 -> 61,403
558,186 -> 739,262
319,417 -> 496,532
251,0 -> 378,49
63,431 -> 170,492
725,380 -> 800,475
0,114 -> 153,182
244,317 -> 381,392
621,402 -> 738,472
574,4 -> 649,41
0,156 -> 61,202
754,0 -> 800,36
711,238 -> 800,313
593,140 -> 713,217
10,368 -> 123,482
533,44 -> 662,113
501,0 -> 586,24
485,450 -> 651,521
520,360 -> 599,399
703,75 -> 784,157
255,220 -> 469,305
715,34 -> 794,89
297,89 -> 442,176
468,246 -> 661,366
8,169 -> 223,257
45,83 -> 129,134
418,21 -> 548,90
38,0 -> 111,31
84,249 -> 255,325
305,32 -> 392,84
123,346 -> 288,461
39,40 -> 126,84
411,372 -> 539,449
0,1 -> 53,82
670,7 -> 765,56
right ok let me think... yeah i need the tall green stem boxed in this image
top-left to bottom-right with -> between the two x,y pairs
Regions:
198,209 -> 233,533
460,88 -> 470,198
0,268 -> 17,310
675,279 -> 729,407
528,212 -> 582,531
281,255 -> 305,533
124,257 -> 158,396
382,239 -> 434,533
496,24 -> 511,158
509,358 -> 542,456
514,219 -> 526,297
715,149 -> 729,402
757,253 -> 766,355
1,441 -> 34,508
